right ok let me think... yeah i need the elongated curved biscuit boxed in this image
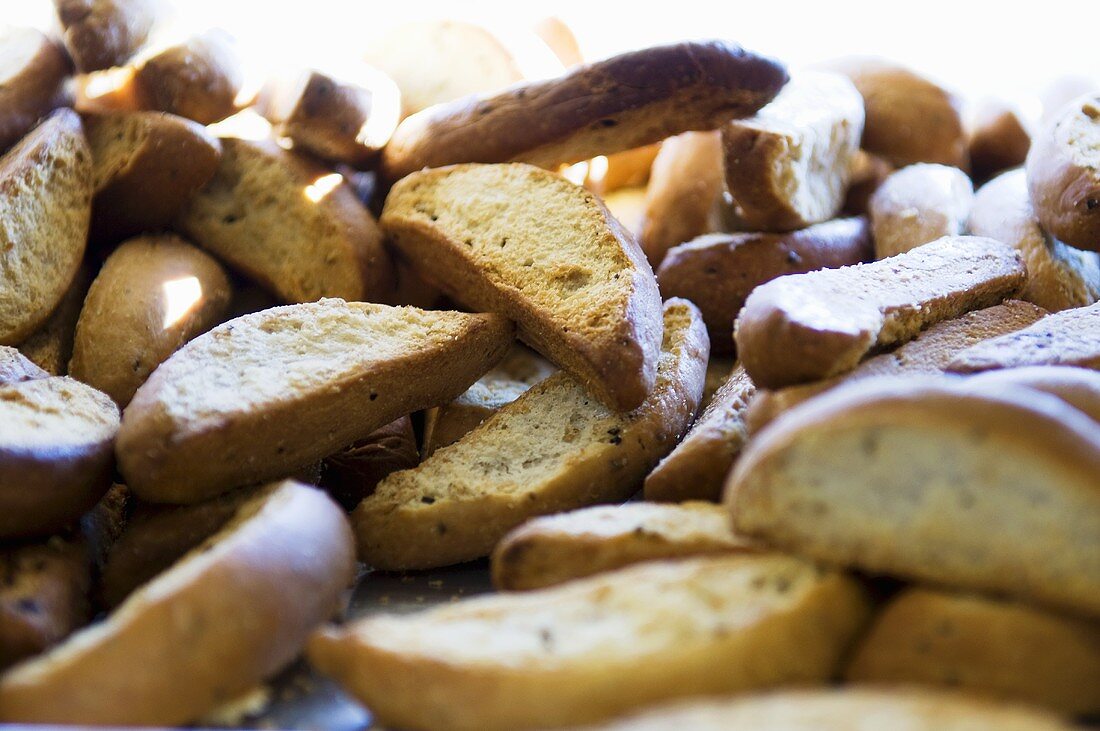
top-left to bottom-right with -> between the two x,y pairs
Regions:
308,554 -> 870,731
382,41 -> 788,181
870,163 -> 974,258
734,236 -> 1027,388
0,28 -> 71,153
948,301 -> 1100,372
132,30 -> 245,124
353,299 -> 707,570
967,365 -> 1100,422
116,299 -> 513,503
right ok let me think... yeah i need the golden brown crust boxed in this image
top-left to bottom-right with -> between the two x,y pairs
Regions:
0,28 -> 72,153
17,265 -> 91,376
133,31 -> 245,125
841,149 -> 893,215
54,0 -> 156,72
969,100 -> 1032,183
947,301 -> 1100,372
381,41 -> 788,182
870,164 -> 974,259
321,416 -> 419,510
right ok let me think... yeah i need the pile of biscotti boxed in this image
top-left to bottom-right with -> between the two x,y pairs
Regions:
1,3 -> 1098,729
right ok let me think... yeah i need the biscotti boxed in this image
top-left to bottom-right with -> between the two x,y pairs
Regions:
967,365 -> 1100,422
870,164 -> 974,258
308,554 -> 870,731
1025,92 -> 1100,252
16,266 -> 90,376
969,99 -> 1032,183
0,481 -> 355,725
734,236 -> 1027,388
381,41 -> 788,181
69,234 -> 232,406
0,346 -> 48,385
491,501 -> 757,590
0,28 -> 71,153
353,299 -> 707,570
841,149 -> 893,215
727,376 -> 1100,619
116,299 -> 513,503
382,163 -> 663,411
722,71 -> 864,231
585,144 -> 660,196
0,109 -> 91,345
846,587 -> 1100,714
657,218 -> 873,353
54,0 -> 157,72
132,30 -> 245,124
948,301 -> 1100,372
179,137 -> 392,304
533,16 -> 583,68
321,416 -> 420,510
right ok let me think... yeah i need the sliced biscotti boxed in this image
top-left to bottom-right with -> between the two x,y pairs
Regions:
870,164 -> 974,258
948,301 -> 1100,372
353,299 -> 708,570
722,72 -> 864,231
321,416 -> 419,510
69,234 -> 232,406
382,163 -> 662,411
657,218 -> 873,353
967,366 -> 1100,422
491,501 -> 757,590
116,299 -> 513,503
846,587 -> 1100,715
747,300 -> 1048,430
308,554 -> 871,731
0,28 -> 71,153
0,109 -> 91,345
0,346 -> 48,385
970,169 -> 1100,310
0,377 -> 119,539
131,30 -> 245,125
734,236 -> 1027,388
85,111 -> 222,242
1025,92 -> 1100,252
644,364 -> 755,502
0,481 -> 355,725
969,99 -> 1032,183
54,0 -> 157,72
727,376 -> 1100,619
16,265 -> 90,376
179,137 -> 392,303
382,41 -> 787,181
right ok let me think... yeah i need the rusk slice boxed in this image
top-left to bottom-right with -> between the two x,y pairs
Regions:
353,299 -> 708,570
116,299 -> 513,503
382,163 -> 663,411
870,163 -> 974,258
16,265 -> 90,376
0,346 -> 48,385
734,236 -> 1026,388
54,0 -> 157,72
948,301 -> 1100,372
308,554 -> 870,731
727,377 -> 1100,619
132,30 -> 245,125
969,99 -> 1032,182
491,501 -> 756,590
321,416 -> 420,510
0,28 -> 71,153
967,366 -> 1100,422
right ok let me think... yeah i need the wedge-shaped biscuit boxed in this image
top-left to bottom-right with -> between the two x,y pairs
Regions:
870,164 -> 974,258
321,416 -> 419,510
70,234 -> 232,406
86,111 -> 221,242
132,30 -> 245,124
382,41 -> 787,181
353,299 -> 707,570
847,587 -> 1100,715
0,28 -> 71,153
0,109 -> 91,345
54,0 -> 157,72
16,265 -> 90,376
722,72 -> 864,231
491,501 -> 757,590
657,218 -> 873,353
581,687 -> 1073,731
382,163 -> 662,410
968,366 -> 1100,422
0,480 -> 354,725
645,364 -> 755,502
308,554 -> 871,731
180,138 -> 392,304
1026,92 -> 1100,252
969,99 -> 1032,183
116,299 -> 513,503
948,301 -> 1100,372
727,377 -> 1100,619
747,300 -> 1048,430
422,345 -> 556,456
0,377 -> 119,539
0,346 -> 47,385
734,236 -> 1027,388
970,169 -> 1100,310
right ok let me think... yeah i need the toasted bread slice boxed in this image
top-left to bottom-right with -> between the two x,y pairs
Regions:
657,218 -> 873,353
0,481 -> 354,725
967,366 -> 1100,422
0,28 -> 71,153
69,234 -> 232,406
644,364 -> 755,502
17,265 -> 90,376
321,416 -> 420,510
847,587 -> 1100,715
0,109 -> 91,345
179,137 -> 392,304
969,99 -> 1032,183
870,163 -> 974,258
116,299 -> 513,503
382,163 -> 662,410
727,376 -> 1100,619
747,300 -> 1048,431
734,236 -> 1027,388
382,41 -> 787,181
722,72 -> 864,231
132,30 -> 245,124
308,554 -> 870,731
491,501 -> 757,590
0,346 -> 48,385
948,301 -> 1100,372
353,299 -> 707,570
54,0 -> 157,72
86,111 -> 222,242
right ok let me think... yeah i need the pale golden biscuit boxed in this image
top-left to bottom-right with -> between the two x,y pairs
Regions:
0,28 -> 71,153
948,301 -> 1100,372
870,163 -> 974,258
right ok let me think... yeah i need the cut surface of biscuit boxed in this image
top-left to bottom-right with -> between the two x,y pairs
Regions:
947,301 -> 1100,372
